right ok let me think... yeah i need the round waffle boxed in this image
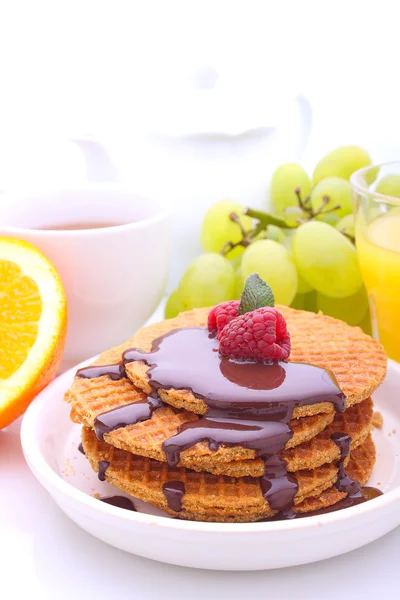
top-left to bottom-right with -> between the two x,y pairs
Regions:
65,306 -> 381,479
67,377 -> 371,477
81,427 -> 376,522
281,397 -> 373,472
121,307 -> 386,416
66,375 -> 335,477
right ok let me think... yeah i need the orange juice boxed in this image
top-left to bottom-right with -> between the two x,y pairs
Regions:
357,209 -> 400,361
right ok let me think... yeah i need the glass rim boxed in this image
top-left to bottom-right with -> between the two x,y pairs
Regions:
350,160 -> 400,205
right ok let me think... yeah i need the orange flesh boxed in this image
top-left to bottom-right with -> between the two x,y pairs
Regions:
0,260 -> 42,378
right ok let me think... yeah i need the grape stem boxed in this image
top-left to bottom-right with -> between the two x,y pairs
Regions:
229,212 -> 249,238
220,213 -> 252,256
220,210 -> 289,256
219,194 -> 352,257
294,188 -> 342,220
220,208 -> 297,256
244,208 -> 293,229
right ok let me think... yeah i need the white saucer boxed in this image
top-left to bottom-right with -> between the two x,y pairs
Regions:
21,358 -> 400,571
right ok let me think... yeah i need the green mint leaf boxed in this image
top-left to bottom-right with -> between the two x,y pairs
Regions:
238,273 -> 275,314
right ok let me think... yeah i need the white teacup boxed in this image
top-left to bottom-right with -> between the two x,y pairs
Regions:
0,184 -> 172,370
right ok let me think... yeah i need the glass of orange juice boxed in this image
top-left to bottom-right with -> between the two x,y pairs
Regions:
351,162 -> 400,362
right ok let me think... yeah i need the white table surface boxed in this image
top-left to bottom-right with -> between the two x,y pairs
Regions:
1,304 -> 399,600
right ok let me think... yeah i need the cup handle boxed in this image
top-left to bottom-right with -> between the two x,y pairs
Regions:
71,137 -> 119,182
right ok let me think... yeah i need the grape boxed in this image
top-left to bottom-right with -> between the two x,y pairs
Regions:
282,230 -> 294,252
375,174 -> 400,198
364,166 -> 379,186
229,255 -> 243,271
282,233 -> 312,293
320,213 -> 340,227
297,271 -> 313,294
303,290 -> 318,313
336,214 -> 355,238
201,200 -> 252,259
316,286 -> 368,326
270,163 -> 311,215
241,239 -> 298,305
265,224 -> 286,243
312,146 -> 371,185
310,177 -> 353,218
179,253 -> 236,308
292,221 -> 363,298
284,206 -> 306,227
291,290 -> 317,312
290,293 -> 305,310
165,288 -> 187,319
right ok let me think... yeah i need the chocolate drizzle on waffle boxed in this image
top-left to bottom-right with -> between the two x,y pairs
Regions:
77,363 -> 126,381
97,460 -> 110,481
161,418 -> 296,510
303,487 -> 383,515
93,394 -> 162,441
78,327 -> 346,513
162,481 -> 185,512
122,328 -> 345,512
263,486 -> 383,521
331,432 -> 362,496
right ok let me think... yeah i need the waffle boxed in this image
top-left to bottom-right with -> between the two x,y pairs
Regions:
65,304 -> 379,477
295,432 -> 377,513
65,376 -> 147,426
66,369 -> 340,476
67,377 -> 372,477
81,427 -> 376,522
122,307 -> 386,416
281,397 -> 373,472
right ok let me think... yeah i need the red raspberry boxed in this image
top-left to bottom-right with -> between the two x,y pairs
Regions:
218,307 -> 291,362
208,300 -> 240,335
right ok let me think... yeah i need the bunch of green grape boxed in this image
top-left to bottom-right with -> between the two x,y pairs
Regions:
165,145 -> 372,334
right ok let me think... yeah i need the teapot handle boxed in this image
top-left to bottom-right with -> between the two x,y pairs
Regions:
70,137 -> 119,182
294,94 -> 313,155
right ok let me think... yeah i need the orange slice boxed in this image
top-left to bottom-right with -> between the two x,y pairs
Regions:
0,237 -> 67,428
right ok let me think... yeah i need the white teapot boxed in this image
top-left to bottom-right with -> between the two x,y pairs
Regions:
110,79 -> 312,289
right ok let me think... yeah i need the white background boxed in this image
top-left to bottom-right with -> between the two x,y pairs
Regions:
1,2 -> 400,598
1,0 -> 400,172
3,0 -> 400,283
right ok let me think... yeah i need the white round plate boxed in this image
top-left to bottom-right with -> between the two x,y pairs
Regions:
21,359 -> 400,571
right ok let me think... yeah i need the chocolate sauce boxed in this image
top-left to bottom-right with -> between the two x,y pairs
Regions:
99,495 -> 136,511
162,417 -> 292,466
122,329 -> 345,419
264,486 -> 383,521
122,328 -> 345,513
98,460 -> 110,481
94,394 -> 162,441
306,486 -> 383,516
331,432 -> 361,496
162,481 -> 185,512
76,327 -> 346,514
260,455 -> 298,512
78,442 -> 85,455
77,363 -> 126,381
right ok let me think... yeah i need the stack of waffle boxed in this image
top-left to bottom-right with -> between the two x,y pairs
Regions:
65,307 -> 386,522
